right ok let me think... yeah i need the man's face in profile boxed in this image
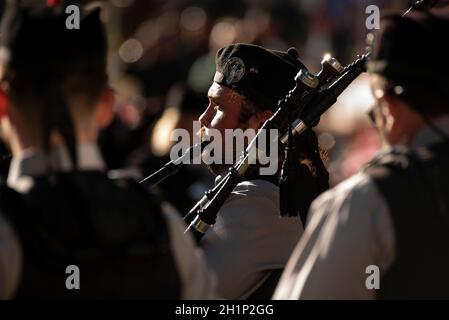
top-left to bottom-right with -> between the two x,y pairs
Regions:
198,82 -> 255,175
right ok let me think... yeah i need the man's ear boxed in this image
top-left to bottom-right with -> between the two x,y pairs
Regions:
380,95 -> 399,120
95,88 -> 115,129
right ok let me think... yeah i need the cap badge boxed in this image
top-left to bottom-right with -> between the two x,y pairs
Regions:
224,57 -> 245,85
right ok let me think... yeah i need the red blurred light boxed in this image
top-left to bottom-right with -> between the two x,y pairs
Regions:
47,0 -> 61,7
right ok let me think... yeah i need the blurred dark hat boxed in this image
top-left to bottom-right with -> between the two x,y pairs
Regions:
214,43 -> 306,110
368,6 -> 449,89
0,0 -> 108,171
0,0 -> 107,77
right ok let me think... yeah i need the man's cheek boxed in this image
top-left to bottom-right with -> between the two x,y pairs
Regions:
210,120 -> 229,136
210,114 -> 224,129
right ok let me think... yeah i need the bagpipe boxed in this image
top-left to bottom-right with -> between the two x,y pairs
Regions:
140,0 -> 442,242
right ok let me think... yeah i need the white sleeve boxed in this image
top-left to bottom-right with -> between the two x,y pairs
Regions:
273,173 -> 395,300
0,213 -> 22,299
161,206 -> 217,300
199,180 -> 302,299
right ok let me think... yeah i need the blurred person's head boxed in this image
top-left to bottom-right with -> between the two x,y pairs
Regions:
368,7 -> 449,146
0,2 -> 113,161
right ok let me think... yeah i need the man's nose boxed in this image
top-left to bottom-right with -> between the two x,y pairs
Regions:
199,105 -> 213,127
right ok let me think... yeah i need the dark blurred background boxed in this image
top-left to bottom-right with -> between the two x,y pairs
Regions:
0,0 -> 414,213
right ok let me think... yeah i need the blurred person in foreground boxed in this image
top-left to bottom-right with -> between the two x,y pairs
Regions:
0,1 -> 214,299
274,6 -> 449,299
195,43 -> 329,299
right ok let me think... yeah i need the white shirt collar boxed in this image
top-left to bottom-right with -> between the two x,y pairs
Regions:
7,144 -> 106,192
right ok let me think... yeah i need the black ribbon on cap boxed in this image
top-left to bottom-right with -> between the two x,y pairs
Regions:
279,127 -> 330,226
279,119 -> 306,221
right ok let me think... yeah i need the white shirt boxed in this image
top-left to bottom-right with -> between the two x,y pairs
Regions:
200,178 -> 303,299
273,116 -> 449,300
0,144 -> 216,299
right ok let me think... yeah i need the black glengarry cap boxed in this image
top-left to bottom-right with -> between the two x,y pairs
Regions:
214,43 -> 306,110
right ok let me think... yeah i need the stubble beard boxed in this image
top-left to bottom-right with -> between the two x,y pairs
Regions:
198,125 -> 248,176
